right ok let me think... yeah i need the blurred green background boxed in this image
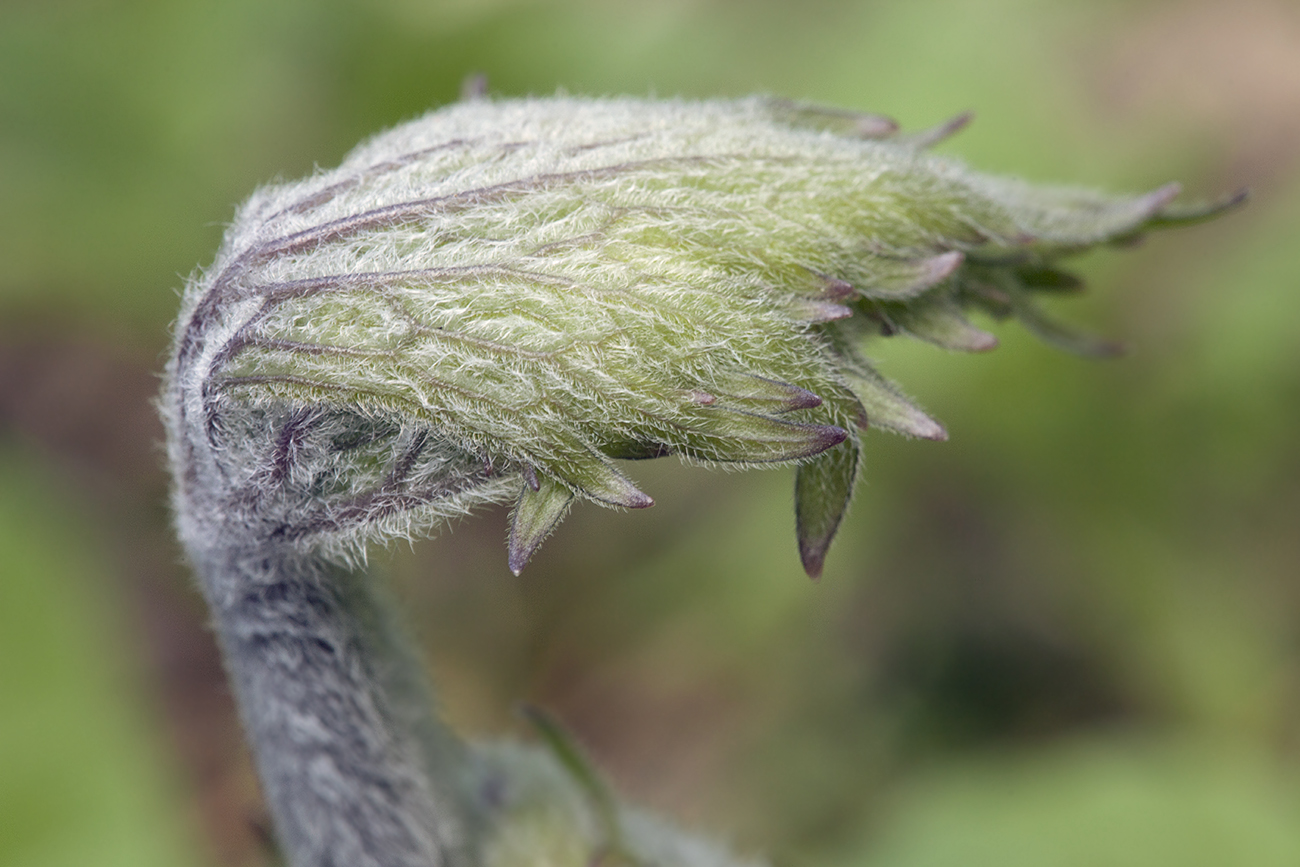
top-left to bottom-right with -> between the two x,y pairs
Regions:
2,0 -> 1298,865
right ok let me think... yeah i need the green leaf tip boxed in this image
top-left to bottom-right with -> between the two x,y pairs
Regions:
707,373 -> 824,412
843,364 -> 948,441
163,94 -> 1239,576
858,250 -> 966,299
796,440 -> 861,579
765,97 -> 900,139
892,298 -> 1000,352
509,475 -> 575,575
898,110 -> 975,149
1145,187 -> 1249,230
558,454 -> 655,510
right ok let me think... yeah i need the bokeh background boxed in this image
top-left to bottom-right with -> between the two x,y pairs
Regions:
3,0 -> 1299,865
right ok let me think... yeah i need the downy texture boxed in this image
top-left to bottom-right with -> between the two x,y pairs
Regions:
163,95 -> 1234,577
164,95 -> 1236,578
161,95 -> 1238,867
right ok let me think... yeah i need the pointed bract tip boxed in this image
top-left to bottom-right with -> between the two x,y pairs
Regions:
893,302 -> 999,353
562,455 -> 654,509
924,250 -> 965,283
1141,182 -> 1183,217
597,467 -> 653,507
818,425 -> 850,450
1018,266 -> 1085,292
1094,339 -> 1128,359
942,110 -> 975,136
508,476 -> 574,575
1149,186 -> 1249,228
798,540 -> 827,580
795,442 -> 857,583
794,299 -> 855,323
460,72 -> 489,102
1012,294 -> 1130,359
625,491 -> 655,509
585,476 -> 655,508
708,374 -> 825,414
783,385 -> 823,411
920,419 -> 949,441
856,114 -> 900,139
1223,187 -> 1251,209
860,250 -> 967,299
903,111 -> 975,149
884,408 -> 947,441
819,275 -> 858,301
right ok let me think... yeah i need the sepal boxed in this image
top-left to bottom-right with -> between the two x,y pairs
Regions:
994,181 -> 1183,249
1143,188 -> 1248,230
857,251 -> 965,300
1007,290 -> 1125,358
547,443 -> 654,509
705,373 -> 823,413
764,98 -> 899,139
896,111 -> 975,150
842,365 -> 948,440
785,297 -> 855,323
508,475 -> 575,575
1015,265 -> 1084,293
892,298 -> 998,352
674,407 -> 848,464
795,438 -> 860,579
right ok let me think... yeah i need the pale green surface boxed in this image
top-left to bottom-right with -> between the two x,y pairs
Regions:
2,0 -> 1297,864
0,447 -> 204,867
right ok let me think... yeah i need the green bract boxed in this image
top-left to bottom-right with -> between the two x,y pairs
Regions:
165,95 -> 1238,576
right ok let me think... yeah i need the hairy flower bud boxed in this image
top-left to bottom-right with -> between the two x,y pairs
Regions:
162,95 -> 1239,577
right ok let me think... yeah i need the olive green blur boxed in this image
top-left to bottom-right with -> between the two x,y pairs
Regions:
3,1 -> 1298,866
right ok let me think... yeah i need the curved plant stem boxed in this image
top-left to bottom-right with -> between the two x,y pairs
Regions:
192,541 -> 470,867
162,95 -> 1241,867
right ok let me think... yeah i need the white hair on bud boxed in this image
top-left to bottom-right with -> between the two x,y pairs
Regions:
162,93 -> 1230,867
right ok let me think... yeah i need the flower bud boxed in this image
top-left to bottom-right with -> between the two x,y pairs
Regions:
162,95 -> 1241,576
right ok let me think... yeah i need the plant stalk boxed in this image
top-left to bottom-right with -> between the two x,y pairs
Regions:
191,540 -> 470,867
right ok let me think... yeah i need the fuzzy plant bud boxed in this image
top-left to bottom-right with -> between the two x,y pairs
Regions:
164,95 -> 1237,579
161,94 -> 1238,867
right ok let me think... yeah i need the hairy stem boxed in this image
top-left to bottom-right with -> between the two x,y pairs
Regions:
162,95 -> 1238,867
192,541 -> 470,867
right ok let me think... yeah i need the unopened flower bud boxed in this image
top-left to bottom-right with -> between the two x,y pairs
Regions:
162,95 -> 1240,577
